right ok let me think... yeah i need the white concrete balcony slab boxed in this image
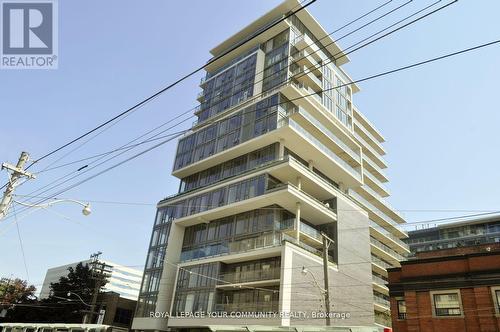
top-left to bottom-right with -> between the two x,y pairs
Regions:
349,189 -> 408,239
169,182 -> 336,228
359,184 -> 404,223
173,116 -> 362,188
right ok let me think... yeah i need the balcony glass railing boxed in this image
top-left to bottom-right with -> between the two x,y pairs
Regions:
300,222 -> 323,241
362,183 -> 404,221
353,118 -> 384,152
180,232 -> 283,262
291,80 -> 322,104
219,267 -> 280,285
363,169 -> 389,194
371,255 -> 393,269
370,237 -> 406,262
291,49 -> 321,68
215,301 -> 280,313
373,295 -> 390,308
354,132 -> 386,166
288,118 -> 362,180
363,154 -> 387,179
349,190 -> 407,237
291,66 -> 322,88
372,274 -> 388,286
370,220 -> 409,250
289,107 -> 361,163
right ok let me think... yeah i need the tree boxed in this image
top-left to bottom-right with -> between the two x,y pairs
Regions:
0,278 -> 38,322
1,263 -> 108,323
0,278 -> 36,304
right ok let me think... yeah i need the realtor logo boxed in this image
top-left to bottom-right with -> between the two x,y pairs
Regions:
1,0 -> 58,69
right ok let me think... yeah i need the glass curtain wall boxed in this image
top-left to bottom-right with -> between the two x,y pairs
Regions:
135,209 -> 172,317
174,94 -> 281,171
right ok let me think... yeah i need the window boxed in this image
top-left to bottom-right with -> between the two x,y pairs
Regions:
431,291 -> 462,317
114,307 -> 133,325
496,290 -> 500,312
397,298 -> 407,320
491,286 -> 500,315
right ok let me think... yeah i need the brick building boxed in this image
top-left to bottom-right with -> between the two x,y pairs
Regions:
387,244 -> 500,332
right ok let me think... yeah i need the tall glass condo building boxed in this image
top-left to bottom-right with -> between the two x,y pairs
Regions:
132,0 -> 409,330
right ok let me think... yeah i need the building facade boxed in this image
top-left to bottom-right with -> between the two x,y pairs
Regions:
39,259 -> 143,301
132,0 -> 409,330
406,216 -> 500,254
387,245 -> 500,332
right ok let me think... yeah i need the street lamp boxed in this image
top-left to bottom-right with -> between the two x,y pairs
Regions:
67,291 -> 92,307
13,198 -> 92,216
301,266 -> 327,294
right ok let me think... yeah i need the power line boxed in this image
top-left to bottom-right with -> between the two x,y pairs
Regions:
21,0 -> 317,172
8,0 -> 436,213
22,0 -> 407,184
5,37 -> 500,224
5,1 -> 449,220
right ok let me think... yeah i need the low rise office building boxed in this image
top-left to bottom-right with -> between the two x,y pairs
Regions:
39,259 -> 143,301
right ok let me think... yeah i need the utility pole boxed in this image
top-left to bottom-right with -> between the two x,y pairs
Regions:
321,232 -> 334,326
83,252 -> 112,324
0,152 -> 36,220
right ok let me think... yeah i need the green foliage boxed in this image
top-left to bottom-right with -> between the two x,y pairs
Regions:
0,278 -> 36,305
1,262 -> 108,323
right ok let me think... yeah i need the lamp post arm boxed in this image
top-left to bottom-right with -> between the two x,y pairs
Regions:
306,270 -> 326,293
67,292 -> 92,307
13,199 -> 88,209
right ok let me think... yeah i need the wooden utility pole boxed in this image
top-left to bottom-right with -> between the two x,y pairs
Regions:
83,252 -> 112,324
321,232 -> 334,326
0,152 -> 35,220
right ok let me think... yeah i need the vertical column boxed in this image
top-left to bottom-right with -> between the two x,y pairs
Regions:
308,159 -> 314,171
279,138 -> 285,159
296,176 -> 302,190
279,244 -> 294,326
295,202 -> 301,244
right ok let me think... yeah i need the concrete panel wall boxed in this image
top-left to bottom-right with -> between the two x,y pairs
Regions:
284,194 -> 374,326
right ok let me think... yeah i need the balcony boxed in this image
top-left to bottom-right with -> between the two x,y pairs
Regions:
361,183 -> 405,223
373,295 -> 390,310
291,65 -> 322,92
363,169 -> 390,197
196,90 -> 205,102
370,237 -> 406,263
290,49 -> 322,76
166,180 -> 336,230
349,190 -> 408,239
370,220 -> 409,253
180,231 -> 283,262
173,108 -> 362,188
353,119 -> 385,155
372,274 -> 388,287
214,301 -> 280,313
354,132 -> 387,169
218,267 -> 280,287
291,32 -> 349,67
363,154 -> 388,183
286,117 -> 362,184
372,274 -> 389,295
353,107 -> 385,144
288,106 -> 361,165
282,221 -> 323,248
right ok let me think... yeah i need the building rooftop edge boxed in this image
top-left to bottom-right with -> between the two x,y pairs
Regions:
208,0 -> 350,65
408,214 -> 500,235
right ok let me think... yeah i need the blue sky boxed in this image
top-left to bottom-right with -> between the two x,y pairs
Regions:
1,0 -> 499,290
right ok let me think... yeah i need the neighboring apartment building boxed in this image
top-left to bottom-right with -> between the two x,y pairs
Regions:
132,0 -> 409,330
387,244 -> 500,332
406,215 -> 500,254
39,259 -> 143,301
